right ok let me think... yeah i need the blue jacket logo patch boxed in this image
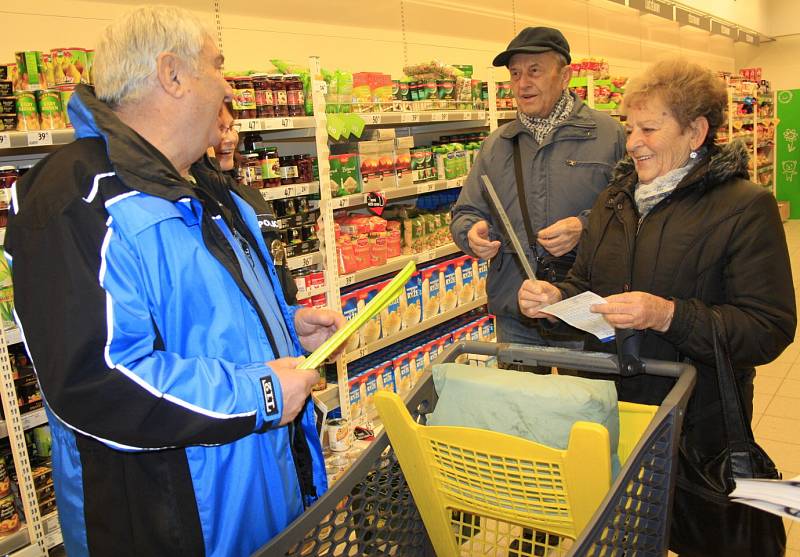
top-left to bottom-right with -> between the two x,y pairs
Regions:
261,376 -> 278,416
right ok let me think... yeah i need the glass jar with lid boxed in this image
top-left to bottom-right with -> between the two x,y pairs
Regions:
269,75 -> 289,118
278,155 -> 299,185
257,147 -> 281,188
241,153 -> 263,189
284,74 -> 304,117
252,75 -> 275,119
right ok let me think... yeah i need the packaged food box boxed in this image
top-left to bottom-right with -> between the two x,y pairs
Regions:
456,256 -> 475,304
0,97 -> 14,115
377,360 -> 396,393
32,466 -> 52,489
475,258 -> 488,299
341,291 -> 360,352
439,261 -> 458,312
0,116 -> 15,131
363,369 -> 380,417
51,48 -> 89,85
393,352 -> 413,395
400,272 -> 422,328
379,279 -> 403,337
39,496 -> 57,517
348,375 -> 363,422
15,51 -> 47,91
420,265 -> 442,319
410,346 -> 426,383
357,284 -> 382,345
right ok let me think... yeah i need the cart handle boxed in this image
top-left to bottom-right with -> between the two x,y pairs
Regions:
436,340 -> 692,379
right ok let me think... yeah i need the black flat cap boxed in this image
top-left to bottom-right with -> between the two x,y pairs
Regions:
492,27 -> 571,67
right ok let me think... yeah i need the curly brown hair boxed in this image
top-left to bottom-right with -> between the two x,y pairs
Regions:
623,59 -> 727,147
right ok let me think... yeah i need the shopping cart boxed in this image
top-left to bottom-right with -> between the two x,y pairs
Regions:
255,341 -> 696,557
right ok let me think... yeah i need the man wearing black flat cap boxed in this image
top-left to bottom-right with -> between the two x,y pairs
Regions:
451,26 -> 626,349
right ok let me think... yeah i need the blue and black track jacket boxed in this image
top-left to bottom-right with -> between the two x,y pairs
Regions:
4,85 -> 326,556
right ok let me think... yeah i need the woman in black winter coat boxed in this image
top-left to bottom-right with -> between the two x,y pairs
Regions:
519,59 -> 796,556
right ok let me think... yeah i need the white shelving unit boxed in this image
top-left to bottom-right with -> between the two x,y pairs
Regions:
722,79 -> 777,193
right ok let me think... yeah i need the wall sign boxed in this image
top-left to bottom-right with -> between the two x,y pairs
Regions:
711,20 -> 735,38
675,8 -> 710,32
776,90 -> 800,217
736,29 -> 760,45
628,0 -> 673,21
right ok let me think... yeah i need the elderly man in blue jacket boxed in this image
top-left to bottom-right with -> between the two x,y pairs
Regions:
5,6 -> 343,556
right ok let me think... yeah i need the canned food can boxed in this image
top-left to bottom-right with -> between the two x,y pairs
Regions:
36,89 -> 65,130
327,418 -> 351,452
0,458 -> 9,498
0,493 -> 19,535
292,270 -> 309,294
310,293 -> 327,309
308,270 -> 325,288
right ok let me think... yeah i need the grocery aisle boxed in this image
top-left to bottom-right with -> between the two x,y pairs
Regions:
753,219 -> 800,554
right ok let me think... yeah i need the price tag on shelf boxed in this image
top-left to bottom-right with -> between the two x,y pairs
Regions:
401,113 -> 419,124
436,112 -> 449,122
341,274 -> 356,287
297,183 -> 310,196
246,119 -> 259,130
367,114 -> 382,125
27,130 -> 52,146
0,133 -> 10,149
353,346 -> 369,360
280,117 -> 294,129
300,255 -> 314,268
333,197 -> 349,209
416,182 -> 436,194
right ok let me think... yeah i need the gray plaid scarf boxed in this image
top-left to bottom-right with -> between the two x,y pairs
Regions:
518,90 -> 575,144
635,151 -> 703,217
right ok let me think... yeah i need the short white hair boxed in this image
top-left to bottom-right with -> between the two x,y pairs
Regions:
94,5 -> 211,107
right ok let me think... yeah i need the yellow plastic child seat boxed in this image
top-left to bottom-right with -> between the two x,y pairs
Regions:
375,391 -> 657,557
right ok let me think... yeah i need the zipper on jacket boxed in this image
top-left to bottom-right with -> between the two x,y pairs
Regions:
232,227 -> 256,270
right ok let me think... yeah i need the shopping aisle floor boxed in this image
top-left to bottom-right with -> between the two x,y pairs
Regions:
754,219 -> 800,554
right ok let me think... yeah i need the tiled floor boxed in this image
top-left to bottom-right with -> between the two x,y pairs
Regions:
755,220 -> 800,555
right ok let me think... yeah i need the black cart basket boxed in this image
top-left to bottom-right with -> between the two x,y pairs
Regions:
256,341 -> 696,557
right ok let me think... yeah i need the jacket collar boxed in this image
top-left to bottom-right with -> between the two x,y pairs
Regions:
499,91 -> 598,140
69,84 -> 197,202
608,140 -> 751,197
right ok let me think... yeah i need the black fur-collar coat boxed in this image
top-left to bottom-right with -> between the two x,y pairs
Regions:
558,139 -> 795,420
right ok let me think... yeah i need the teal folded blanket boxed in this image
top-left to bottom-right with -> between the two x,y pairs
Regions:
427,363 -> 621,477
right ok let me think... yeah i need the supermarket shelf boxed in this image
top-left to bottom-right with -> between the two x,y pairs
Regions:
343,296 -> 487,364
287,251 -> 322,271
756,164 -> 774,174
312,383 -> 339,412
0,527 -> 30,556
0,409 -> 48,440
328,177 -> 465,210
357,110 -> 487,126
756,141 -> 774,149
497,110 -> 517,120
339,243 -> 462,287
0,129 -> 74,150
232,116 -> 316,133
259,181 -> 319,201
4,327 -> 21,346
296,283 -> 327,301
